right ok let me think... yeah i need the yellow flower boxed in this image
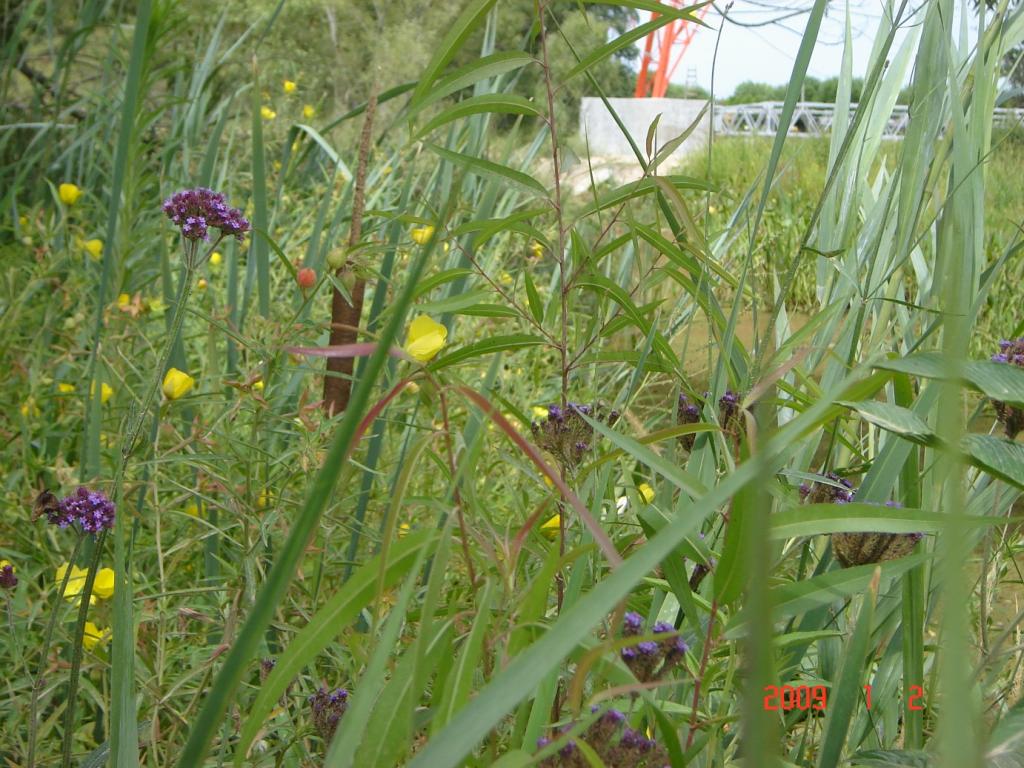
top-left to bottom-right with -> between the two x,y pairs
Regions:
540,514 -> 561,539
499,271 -> 513,286
59,183 -> 82,205
56,563 -> 96,606
185,501 -> 202,517
147,297 -> 167,317
20,397 -> 40,418
261,106 -> 277,120
404,315 -> 447,363
410,225 -> 434,245
532,406 -> 548,418
530,241 -> 544,259
57,383 -> 75,394
117,293 -> 130,307
543,474 -> 554,488
257,490 -> 273,509
398,522 -> 411,538
209,251 -> 223,267
83,238 -> 103,261
0,559 -> 12,571
283,79 -> 297,94
252,379 -> 264,392
82,621 -> 110,651
90,381 -> 113,404
162,368 -> 195,400
303,104 -> 316,119
708,205 -> 718,215
638,482 -> 655,504
93,567 -> 115,600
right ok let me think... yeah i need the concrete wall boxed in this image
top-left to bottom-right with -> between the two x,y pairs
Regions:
579,97 -> 710,161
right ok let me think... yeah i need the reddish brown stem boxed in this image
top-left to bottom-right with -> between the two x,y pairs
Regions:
323,84 -> 379,416
686,598 -> 718,749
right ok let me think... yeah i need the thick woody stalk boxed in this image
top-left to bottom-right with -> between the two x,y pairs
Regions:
323,85 -> 379,416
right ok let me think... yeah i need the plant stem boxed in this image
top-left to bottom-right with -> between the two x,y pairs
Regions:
323,82 -> 379,415
26,532 -> 84,768
60,262 -> 196,768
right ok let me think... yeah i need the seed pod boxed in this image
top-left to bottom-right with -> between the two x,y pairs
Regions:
832,531 -> 922,567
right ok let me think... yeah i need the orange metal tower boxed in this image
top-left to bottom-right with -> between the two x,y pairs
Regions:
633,2 -> 711,98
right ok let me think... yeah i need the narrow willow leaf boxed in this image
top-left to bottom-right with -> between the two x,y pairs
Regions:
839,400 -> 935,441
410,51 -> 536,116
408,0 -> 499,109
427,143 -> 548,196
962,434 -> 1024,490
430,334 -> 548,370
415,94 -> 541,138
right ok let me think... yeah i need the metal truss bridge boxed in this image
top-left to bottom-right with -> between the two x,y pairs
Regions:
713,101 -> 1024,138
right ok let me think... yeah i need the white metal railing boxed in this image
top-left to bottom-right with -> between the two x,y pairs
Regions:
712,101 -> 1024,137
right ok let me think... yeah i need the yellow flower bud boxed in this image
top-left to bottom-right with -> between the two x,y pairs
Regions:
162,368 -> 195,400
57,382 -> 75,394
638,482 -> 655,504
58,183 -> 82,205
83,238 -> 103,261
540,514 -> 561,538
82,621 -> 109,651
303,104 -> 316,119
88,381 -> 113,404
410,225 -> 434,245
209,251 -> 223,267
261,106 -> 277,120
283,79 -> 297,94
404,381 -> 420,395
252,379 -> 264,392
93,567 -> 115,600
404,315 -> 447,362
197,278 -> 208,291
530,241 -> 544,259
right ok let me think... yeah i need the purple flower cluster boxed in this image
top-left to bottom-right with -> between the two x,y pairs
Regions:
308,686 -> 349,742
799,471 -> 855,504
0,562 -> 16,590
677,390 -> 744,450
536,707 -> 669,767
619,612 -> 688,683
48,487 -> 115,534
991,339 -> 1024,438
531,402 -> 619,470
162,187 -> 250,243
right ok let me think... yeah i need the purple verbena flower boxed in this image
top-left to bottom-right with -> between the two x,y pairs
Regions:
163,187 -> 250,243
637,641 -> 659,655
308,686 -> 349,742
623,611 -> 644,634
652,621 -> 674,634
54,487 -> 115,533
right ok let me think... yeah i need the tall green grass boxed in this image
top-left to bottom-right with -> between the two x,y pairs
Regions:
3,1 -> 1024,766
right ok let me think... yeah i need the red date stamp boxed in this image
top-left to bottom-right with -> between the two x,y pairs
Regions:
763,684 -> 926,711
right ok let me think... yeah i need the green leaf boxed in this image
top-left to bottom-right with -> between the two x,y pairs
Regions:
413,268 -> 476,299
408,0 -> 499,109
575,176 -> 710,220
849,750 -> 934,767
427,143 -> 548,197
415,94 -> 541,138
410,51 -> 536,116
524,270 -> 543,325
816,571 -> 877,768
430,334 -> 548,370
456,304 -> 521,318
839,400 -> 935,442
565,10 -> 702,82
962,434 -> 1024,490
874,353 -> 1024,407
769,503 -> 1015,538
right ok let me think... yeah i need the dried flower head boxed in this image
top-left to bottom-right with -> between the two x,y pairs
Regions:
308,686 -> 349,743
619,613 -> 689,684
831,502 -> 923,567
992,338 -> 1024,438
0,560 -> 17,590
536,707 -> 670,768
530,403 -> 619,470
677,390 -> 745,450
799,471 -> 855,504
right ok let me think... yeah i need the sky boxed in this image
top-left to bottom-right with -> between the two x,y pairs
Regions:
643,1 -> 920,97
